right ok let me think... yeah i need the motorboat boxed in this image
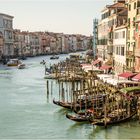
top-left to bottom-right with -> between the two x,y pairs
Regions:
50,55 -> 59,59
7,59 -> 22,67
18,63 -> 26,69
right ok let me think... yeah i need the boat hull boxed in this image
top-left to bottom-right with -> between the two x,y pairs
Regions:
66,113 -> 89,122
53,99 -> 92,110
92,111 -> 137,126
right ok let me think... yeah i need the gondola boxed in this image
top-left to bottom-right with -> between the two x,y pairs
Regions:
53,99 -> 62,106
50,55 -> 59,59
66,113 -> 90,122
53,99 -> 93,110
53,99 -> 74,109
92,110 -> 137,126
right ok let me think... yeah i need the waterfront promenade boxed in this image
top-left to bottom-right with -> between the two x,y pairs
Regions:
0,53 -> 140,139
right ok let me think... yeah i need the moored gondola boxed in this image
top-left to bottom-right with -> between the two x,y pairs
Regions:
53,99 -> 93,110
91,110 -> 137,126
66,113 -> 90,122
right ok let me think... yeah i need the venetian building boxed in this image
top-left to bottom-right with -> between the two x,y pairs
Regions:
126,0 -> 137,72
50,36 -> 57,54
28,33 -> 40,56
107,0 -> 126,65
63,35 -> 69,53
133,0 -> 140,72
97,7 -> 109,62
0,32 -> 4,60
0,13 -> 14,58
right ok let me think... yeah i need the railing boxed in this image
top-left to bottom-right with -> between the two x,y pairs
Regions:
126,51 -> 134,58
4,38 -> 13,43
124,66 -> 135,72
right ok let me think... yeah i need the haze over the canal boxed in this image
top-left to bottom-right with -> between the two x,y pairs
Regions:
0,0 -> 112,36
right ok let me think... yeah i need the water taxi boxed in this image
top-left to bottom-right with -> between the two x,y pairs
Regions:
7,59 -> 22,67
50,55 -> 59,59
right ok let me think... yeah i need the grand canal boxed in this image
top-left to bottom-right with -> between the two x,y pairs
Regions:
0,53 -> 140,139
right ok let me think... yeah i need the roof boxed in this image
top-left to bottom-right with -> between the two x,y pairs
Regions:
92,59 -> 101,65
118,72 -> 136,78
118,8 -> 128,16
132,73 -> 140,81
0,13 -> 14,18
107,2 -> 125,9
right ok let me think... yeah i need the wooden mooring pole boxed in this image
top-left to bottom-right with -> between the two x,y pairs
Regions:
46,80 -> 49,102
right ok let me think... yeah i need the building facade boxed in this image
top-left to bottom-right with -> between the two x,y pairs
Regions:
114,25 -> 127,74
134,0 -> 140,72
93,18 -> 98,59
0,32 -> 3,60
97,7 -> 109,62
0,13 -> 14,58
126,0 -> 137,72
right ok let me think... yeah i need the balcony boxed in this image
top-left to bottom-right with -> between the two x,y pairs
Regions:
107,45 -> 113,55
136,11 -> 140,22
126,51 -> 134,58
135,48 -> 140,57
123,66 -> 135,72
108,39 -> 113,44
4,38 -> 13,43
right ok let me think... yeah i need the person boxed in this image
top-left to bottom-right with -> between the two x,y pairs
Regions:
42,60 -> 45,65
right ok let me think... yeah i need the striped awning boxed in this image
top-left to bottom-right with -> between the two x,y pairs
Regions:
132,73 -> 140,81
118,72 -> 136,78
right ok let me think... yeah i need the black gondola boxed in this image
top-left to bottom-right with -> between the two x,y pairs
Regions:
91,110 -> 137,126
53,99 -> 92,110
50,55 -> 59,59
66,113 -> 90,122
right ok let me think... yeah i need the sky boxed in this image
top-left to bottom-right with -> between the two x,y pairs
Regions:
0,0 -> 113,36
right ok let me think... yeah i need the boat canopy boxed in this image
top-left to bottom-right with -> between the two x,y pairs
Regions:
120,86 -> 140,94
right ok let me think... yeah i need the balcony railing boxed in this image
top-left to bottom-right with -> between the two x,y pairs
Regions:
126,51 -> 134,57
107,45 -> 113,54
124,66 -> 135,72
4,38 -> 13,43
135,48 -> 140,57
137,7 -> 140,15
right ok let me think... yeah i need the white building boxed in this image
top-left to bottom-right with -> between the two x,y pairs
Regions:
0,13 -> 14,57
68,35 -> 77,52
97,7 -> 109,62
113,25 -> 127,75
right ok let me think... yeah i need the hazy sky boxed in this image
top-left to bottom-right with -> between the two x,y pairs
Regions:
0,0 -> 113,36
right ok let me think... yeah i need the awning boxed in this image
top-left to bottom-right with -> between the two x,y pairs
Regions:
118,72 -> 136,78
100,65 -> 112,70
92,59 -> 101,65
132,73 -> 140,81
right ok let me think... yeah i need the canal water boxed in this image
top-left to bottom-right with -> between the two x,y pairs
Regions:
0,53 -> 140,139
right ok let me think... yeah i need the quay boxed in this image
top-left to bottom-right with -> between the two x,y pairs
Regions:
45,53 -> 140,128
